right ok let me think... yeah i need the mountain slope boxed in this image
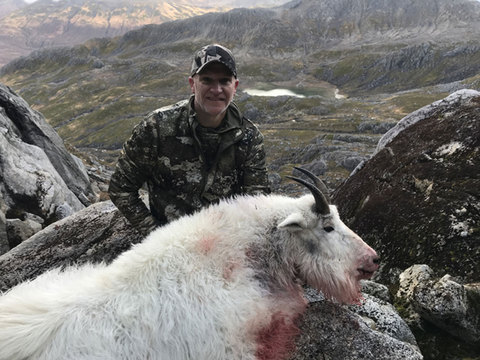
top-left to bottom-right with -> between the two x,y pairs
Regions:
5,0 -> 477,92
0,0 -> 479,166
96,0 -> 480,51
0,0 -> 291,67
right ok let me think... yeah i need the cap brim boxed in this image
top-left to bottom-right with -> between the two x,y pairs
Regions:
192,60 -> 236,78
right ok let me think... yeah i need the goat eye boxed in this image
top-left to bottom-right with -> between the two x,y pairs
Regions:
323,226 -> 334,233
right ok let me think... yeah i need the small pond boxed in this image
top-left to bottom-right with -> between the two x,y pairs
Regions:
243,87 -> 346,99
243,88 -> 306,98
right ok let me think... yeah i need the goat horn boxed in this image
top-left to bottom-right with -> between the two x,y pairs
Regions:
293,166 -> 331,203
286,175 -> 331,215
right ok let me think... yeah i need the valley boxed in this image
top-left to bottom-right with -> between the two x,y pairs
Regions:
1,0 -> 479,191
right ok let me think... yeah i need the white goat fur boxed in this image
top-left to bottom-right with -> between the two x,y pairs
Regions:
0,193 -> 377,360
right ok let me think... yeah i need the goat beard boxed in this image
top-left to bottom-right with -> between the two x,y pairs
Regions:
301,268 -> 363,305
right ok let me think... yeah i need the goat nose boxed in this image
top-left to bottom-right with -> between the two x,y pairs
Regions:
373,256 -> 380,265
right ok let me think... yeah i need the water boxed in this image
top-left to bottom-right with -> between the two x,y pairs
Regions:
335,89 -> 346,99
243,88 -> 306,98
243,87 -> 346,99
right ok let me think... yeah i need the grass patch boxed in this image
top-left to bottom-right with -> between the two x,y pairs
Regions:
387,91 -> 450,114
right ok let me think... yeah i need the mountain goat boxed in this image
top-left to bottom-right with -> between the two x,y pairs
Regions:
0,168 -> 379,360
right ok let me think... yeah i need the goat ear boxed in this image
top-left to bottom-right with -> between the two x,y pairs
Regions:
278,212 -> 307,232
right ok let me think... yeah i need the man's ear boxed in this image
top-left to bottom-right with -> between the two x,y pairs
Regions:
277,212 -> 307,232
188,76 -> 195,94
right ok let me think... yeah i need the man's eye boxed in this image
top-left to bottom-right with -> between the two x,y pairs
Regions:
323,226 -> 334,233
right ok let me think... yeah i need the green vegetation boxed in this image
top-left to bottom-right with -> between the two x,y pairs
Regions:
1,35 -> 479,174
387,91 -> 450,114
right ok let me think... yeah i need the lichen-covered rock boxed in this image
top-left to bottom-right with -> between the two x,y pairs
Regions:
333,90 -> 480,284
415,275 -> 479,345
5,217 -> 42,248
348,293 -> 419,349
0,201 -> 140,292
396,265 -> 480,359
292,299 -> 423,360
375,89 -> 480,153
398,265 -> 480,344
360,279 -> 391,303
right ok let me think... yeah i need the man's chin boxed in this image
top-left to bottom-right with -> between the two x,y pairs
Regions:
205,106 -> 228,118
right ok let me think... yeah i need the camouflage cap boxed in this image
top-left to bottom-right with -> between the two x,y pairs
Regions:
191,44 -> 237,78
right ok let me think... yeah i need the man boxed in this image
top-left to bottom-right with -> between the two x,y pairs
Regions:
108,44 -> 271,236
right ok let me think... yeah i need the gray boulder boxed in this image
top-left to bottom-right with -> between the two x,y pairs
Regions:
397,265 -> 480,359
333,90 -> 480,359
0,201 -> 140,292
0,111 -> 84,245
0,83 -> 96,252
0,83 -> 93,204
0,197 -> 8,254
333,90 -> 480,284
348,293 -> 419,348
5,217 -> 42,248
0,123 -> 84,212
293,291 -> 422,360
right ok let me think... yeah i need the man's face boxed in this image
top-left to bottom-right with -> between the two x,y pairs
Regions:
189,62 -> 239,126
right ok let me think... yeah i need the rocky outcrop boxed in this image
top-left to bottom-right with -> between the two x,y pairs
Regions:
333,90 -> 480,284
396,265 -> 480,359
0,200 -> 422,359
0,83 -> 94,252
287,0 -> 480,35
293,291 -> 422,360
0,197 -> 8,254
0,201 -> 140,292
332,90 -> 480,359
0,83 -> 93,202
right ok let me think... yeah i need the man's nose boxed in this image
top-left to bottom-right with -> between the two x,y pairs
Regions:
209,81 -> 223,93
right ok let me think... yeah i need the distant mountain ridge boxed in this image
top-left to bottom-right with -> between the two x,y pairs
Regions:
0,0 -> 290,67
2,0 -> 479,67
80,0 -> 480,90
152,0 -> 480,49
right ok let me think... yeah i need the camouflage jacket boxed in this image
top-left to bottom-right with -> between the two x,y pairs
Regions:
108,96 -> 270,236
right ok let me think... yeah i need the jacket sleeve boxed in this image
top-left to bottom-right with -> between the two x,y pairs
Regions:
241,126 -> 271,195
108,119 -> 161,236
